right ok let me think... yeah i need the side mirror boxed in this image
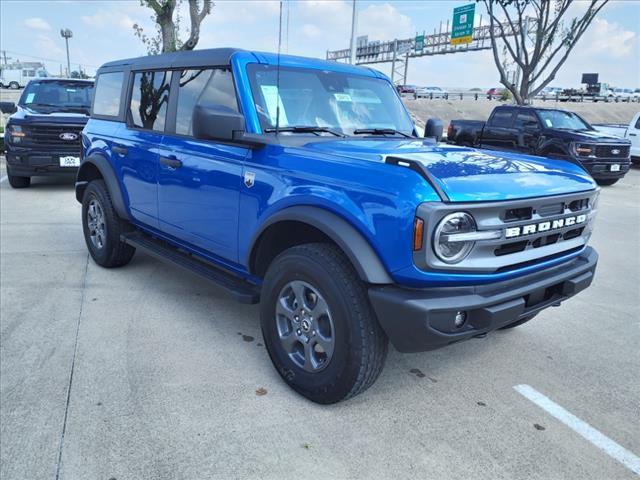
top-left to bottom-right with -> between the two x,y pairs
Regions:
193,104 -> 245,141
424,117 -> 443,142
192,104 -> 266,148
0,102 -> 17,114
523,120 -> 540,131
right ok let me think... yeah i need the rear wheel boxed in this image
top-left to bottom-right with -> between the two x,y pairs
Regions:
81,179 -> 135,267
260,243 -> 388,404
596,178 -> 619,186
9,81 -> 20,89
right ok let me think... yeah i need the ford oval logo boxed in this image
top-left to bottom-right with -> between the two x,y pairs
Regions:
611,148 -> 620,155
59,132 -> 78,141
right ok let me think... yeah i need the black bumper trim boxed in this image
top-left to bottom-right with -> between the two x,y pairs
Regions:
368,247 -> 598,353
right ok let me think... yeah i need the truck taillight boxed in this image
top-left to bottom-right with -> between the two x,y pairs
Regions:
447,123 -> 454,138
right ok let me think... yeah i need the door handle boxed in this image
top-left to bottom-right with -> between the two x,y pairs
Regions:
629,133 -> 637,136
112,146 -> 128,155
160,156 -> 183,169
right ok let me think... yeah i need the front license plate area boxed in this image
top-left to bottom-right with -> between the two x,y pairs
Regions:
60,156 -> 80,167
610,164 -> 620,172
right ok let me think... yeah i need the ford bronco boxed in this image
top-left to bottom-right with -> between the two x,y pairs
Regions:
76,49 -> 599,403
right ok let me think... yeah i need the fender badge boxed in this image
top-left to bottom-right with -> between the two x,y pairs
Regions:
244,171 -> 255,188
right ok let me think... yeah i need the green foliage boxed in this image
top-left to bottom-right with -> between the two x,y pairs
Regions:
500,89 -> 512,101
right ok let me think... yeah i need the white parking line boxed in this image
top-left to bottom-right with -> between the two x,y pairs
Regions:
0,176 -> 7,183
514,384 -> 640,476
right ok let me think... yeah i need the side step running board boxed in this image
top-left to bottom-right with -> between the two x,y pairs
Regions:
121,231 -> 260,304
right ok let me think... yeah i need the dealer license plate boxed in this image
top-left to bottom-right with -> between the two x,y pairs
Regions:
610,164 -> 620,172
60,156 -> 80,167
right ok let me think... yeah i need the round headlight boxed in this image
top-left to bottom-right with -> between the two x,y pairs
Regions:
433,212 -> 476,263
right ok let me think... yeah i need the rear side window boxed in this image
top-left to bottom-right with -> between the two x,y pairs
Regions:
93,72 -> 124,117
635,116 -> 640,129
491,110 -> 514,128
129,70 -> 171,132
175,69 -> 238,136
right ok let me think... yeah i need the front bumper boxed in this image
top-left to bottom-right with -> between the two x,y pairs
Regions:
5,146 -> 80,176
577,158 -> 631,179
368,247 -> 598,353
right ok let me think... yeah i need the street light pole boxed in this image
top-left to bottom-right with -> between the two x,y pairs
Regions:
349,0 -> 358,64
60,28 -> 73,77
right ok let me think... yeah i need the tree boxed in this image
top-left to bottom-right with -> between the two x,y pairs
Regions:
133,0 -> 213,54
481,0 -> 609,104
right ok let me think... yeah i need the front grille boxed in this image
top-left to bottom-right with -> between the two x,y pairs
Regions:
594,144 -> 630,158
21,124 -> 83,148
415,190 -> 598,273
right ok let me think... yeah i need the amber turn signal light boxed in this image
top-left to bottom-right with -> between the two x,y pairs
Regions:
413,217 -> 424,251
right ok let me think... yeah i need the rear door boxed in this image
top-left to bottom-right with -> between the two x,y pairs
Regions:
116,69 -> 171,228
480,108 -> 516,150
157,67 -> 248,263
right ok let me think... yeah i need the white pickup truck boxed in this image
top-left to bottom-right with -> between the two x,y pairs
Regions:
594,112 -> 640,164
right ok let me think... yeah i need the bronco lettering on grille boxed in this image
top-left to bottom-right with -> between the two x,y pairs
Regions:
505,214 -> 587,239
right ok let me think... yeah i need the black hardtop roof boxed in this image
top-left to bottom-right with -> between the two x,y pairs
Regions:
99,48 -> 243,71
29,77 -> 94,84
494,104 -> 576,113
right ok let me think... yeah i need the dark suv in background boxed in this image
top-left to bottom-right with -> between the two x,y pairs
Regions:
1,78 -> 94,188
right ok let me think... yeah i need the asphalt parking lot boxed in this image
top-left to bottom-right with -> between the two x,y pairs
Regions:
1,162 -> 639,480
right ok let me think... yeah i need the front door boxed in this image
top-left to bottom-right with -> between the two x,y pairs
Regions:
119,69 -> 172,228
157,68 -> 247,263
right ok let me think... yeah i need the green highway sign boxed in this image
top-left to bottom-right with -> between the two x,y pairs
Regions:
415,34 -> 425,53
451,3 -> 475,46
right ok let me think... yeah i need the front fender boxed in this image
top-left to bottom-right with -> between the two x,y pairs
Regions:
75,154 -> 130,220
247,205 -> 394,284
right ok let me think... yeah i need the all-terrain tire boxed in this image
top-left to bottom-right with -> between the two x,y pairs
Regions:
7,173 -> 31,189
81,179 -> 135,267
260,243 -> 388,404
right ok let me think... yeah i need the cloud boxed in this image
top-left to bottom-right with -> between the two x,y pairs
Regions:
34,34 -> 65,56
81,10 -> 135,30
359,3 -> 415,41
23,17 -> 51,30
578,18 -> 637,59
301,24 -> 322,39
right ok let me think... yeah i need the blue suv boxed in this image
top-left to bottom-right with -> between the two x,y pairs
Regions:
77,49 -> 599,403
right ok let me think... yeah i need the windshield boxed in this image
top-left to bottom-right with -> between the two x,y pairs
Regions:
537,110 -> 592,130
247,64 -> 415,136
19,80 -> 94,112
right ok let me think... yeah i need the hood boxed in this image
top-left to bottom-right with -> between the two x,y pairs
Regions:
545,127 -> 631,144
303,139 -> 596,202
9,105 -> 89,125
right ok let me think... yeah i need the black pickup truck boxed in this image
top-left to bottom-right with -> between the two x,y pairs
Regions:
1,78 -> 94,188
447,105 -> 632,185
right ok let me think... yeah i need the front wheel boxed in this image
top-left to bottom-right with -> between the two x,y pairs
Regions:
7,173 -> 30,189
81,179 -> 136,267
260,243 -> 388,404
9,81 -> 20,89
596,178 -> 619,186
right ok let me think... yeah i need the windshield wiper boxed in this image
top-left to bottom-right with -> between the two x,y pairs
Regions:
264,126 -> 344,137
352,128 -> 411,138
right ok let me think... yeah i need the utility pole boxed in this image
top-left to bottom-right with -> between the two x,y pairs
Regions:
349,0 -> 358,64
60,28 -> 73,77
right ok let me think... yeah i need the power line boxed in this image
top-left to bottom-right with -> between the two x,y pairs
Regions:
2,49 -> 99,69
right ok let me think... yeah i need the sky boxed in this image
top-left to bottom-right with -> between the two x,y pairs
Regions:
1,0 -> 639,89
